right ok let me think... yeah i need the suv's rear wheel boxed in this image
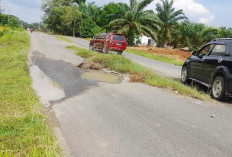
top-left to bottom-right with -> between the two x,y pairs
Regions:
117,51 -> 123,55
211,76 -> 225,100
181,66 -> 190,84
89,44 -> 94,51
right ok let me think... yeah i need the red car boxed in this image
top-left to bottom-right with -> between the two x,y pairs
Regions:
89,33 -> 127,55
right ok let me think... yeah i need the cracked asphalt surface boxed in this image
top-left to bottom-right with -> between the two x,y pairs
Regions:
29,32 -> 232,157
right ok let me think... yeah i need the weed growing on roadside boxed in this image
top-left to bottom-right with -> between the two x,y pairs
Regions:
55,35 -> 73,43
0,31 -> 61,156
126,48 -> 184,66
67,45 -> 209,100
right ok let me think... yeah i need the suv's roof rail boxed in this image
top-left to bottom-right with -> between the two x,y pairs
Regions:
212,38 -> 232,41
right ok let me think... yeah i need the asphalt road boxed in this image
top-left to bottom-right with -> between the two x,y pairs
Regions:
29,32 -> 232,157
65,36 -> 182,78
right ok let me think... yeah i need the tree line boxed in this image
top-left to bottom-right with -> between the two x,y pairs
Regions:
0,13 -> 45,31
14,0 -> 232,50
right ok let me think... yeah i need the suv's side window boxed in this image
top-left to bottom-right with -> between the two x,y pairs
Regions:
210,44 -> 226,56
198,44 -> 214,57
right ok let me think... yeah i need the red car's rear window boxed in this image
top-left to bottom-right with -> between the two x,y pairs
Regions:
113,35 -> 125,41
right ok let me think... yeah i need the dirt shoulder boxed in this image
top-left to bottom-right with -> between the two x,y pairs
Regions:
128,46 -> 191,62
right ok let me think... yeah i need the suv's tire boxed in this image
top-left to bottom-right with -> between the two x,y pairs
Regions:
89,44 -> 94,51
181,66 -> 190,84
211,76 -> 225,100
117,51 -> 123,55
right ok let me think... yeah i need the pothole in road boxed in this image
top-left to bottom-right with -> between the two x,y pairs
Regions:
30,65 -> 65,107
81,70 -> 123,84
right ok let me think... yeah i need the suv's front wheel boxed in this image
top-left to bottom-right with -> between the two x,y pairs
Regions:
117,51 -> 123,55
181,66 -> 190,84
89,44 -> 94,51
211,76 -> 225,100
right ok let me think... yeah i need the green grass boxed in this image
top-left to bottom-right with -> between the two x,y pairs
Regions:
0,30 -> 61,156
126,48 -> 184,66
67,45 -> 208,100
55,35 -> 72,43
84,38 -> 92,41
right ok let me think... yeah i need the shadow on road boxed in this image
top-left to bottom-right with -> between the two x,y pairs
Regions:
187,81 -> 232,105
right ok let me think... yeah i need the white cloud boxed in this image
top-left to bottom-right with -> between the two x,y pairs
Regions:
2,0 -> 215,25
173,0 -> 215,24
2,0 -> 42,23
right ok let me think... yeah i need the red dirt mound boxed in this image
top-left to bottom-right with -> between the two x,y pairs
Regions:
128,47 -> 191,62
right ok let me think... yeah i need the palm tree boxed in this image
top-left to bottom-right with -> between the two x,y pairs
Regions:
156,0 -> 187,47
73,0 -> 86,5
108,0 -> 160,45
171,21 -> 217,50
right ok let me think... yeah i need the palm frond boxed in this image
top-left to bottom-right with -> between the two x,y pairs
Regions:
141,25 -> 157,41
137,0 -> 154,13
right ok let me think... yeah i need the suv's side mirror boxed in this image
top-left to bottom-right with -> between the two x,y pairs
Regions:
192,51 -> 197,56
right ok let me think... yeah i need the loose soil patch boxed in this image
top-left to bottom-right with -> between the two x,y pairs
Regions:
78,61 -> 103,70
128,47 -> 191,62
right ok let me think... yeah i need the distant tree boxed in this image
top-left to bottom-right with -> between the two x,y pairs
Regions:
42,0 -> 73,15
61,5 -> 82,37
73,0 -> 86,5
99,3 -> 130,30
217,27 -> 232,38
80,17 -> 103,38
156,0 -> 187,47
79,2 -> 101,24
0,14 -> 8,25
171,21 -> 217,50
43,6 -> 65,34
108,0 -> 160,45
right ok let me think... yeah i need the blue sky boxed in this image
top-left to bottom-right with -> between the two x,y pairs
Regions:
2,0 -> 232,27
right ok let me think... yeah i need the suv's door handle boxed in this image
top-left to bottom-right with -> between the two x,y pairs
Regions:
218,58 -> 223,63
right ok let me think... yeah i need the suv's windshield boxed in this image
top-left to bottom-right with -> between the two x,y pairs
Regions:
113,35 -> 125,41
198,44 -> 214,56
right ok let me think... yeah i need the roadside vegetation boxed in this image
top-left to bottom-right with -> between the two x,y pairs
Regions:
67,45 -> 208,100
0,29 -> 61,156
126,48 -> 184,66
55,35 -> 73,43
42,0 -> 232,50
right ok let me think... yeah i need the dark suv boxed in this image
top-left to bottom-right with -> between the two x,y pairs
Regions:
181,38 -> 232,100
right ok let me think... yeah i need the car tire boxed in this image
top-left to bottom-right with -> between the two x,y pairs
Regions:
117,51 -> 123,55
89,44 -> 94,51
181,66 -> 190,84
211,76 -> 226,100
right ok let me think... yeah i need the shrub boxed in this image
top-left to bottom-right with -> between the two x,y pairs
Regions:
0,26 -> 10,37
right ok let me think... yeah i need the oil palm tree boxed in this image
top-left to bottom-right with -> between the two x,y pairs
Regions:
171,21 -> 217,50
108,0 -> 160,45
73,0 -> 86,5
156,0 -> 187,47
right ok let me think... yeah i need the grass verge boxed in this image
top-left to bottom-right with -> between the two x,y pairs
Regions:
126,48 -> 184,66
55,35 -> 72,43
0,30 -> 61,156
84,38 -> 92,41
67,45 -> 208,100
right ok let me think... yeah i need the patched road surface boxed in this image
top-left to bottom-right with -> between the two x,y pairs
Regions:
29,32 -> 232,157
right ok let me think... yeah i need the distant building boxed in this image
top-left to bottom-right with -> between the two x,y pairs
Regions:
135,35 -> 157,46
